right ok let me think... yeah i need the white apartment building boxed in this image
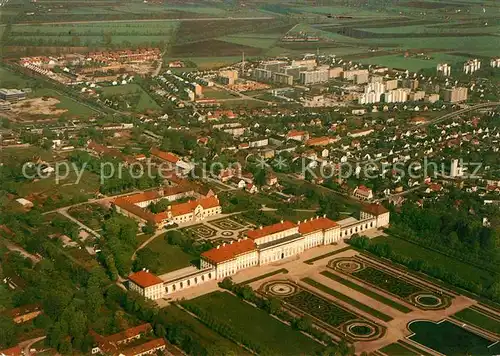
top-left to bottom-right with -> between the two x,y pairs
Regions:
300,69 -> 329,85
463,59 -> 481,74
385,88 -> 409,103
437,63 -> 451,76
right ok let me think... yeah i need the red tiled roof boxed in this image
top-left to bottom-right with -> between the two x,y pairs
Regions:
356,185 -> 372,193
150,148 -> 179,164
287,130 -> 306,138
170,196 -> 220,217
306,137 -> 330,146
0,346 -> 22,356
201,239 -> 256,264
246,221 -> 297,240
298,217 -> 338,235
128,271 -> 163,288
120,338 -> 166,356
362,203 -> 388,216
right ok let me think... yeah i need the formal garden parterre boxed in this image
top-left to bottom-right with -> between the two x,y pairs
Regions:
327,257 -> 452,310
260,280 -> 385,341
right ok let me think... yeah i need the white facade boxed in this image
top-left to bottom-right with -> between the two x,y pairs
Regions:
129,280 -> 164,300
463,59 -> 481,74
437,63 -> 451,76
149,207 -> 390,298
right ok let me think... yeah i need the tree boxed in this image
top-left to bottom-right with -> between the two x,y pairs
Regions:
0,315 -> 17,348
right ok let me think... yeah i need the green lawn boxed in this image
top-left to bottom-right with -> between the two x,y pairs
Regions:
372,235 -> 494,290
100,84 -> 160,112
145,236 -> 195,274
379,342 -> 419,356
163,305 -> 250,355
202,87 -> 238,100
453,308 -> 500,334
302,278 -> 393,322
321,271 -> 412,313
0,67 -> 33,88
184,291 -> 323,355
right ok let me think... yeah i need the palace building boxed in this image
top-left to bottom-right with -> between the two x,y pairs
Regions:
128,203 -> 390,300
113,187 -> 221,229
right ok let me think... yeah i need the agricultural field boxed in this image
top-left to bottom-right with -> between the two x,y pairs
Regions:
183,291 -> 323,355
6,21 -> 180,49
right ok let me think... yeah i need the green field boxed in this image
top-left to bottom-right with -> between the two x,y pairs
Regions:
409,320 -> 497,356
321,271 -> 412,313
163,305 -> 250,355
371,235 -> 495,289
184,291 -> 323,355
8,21 -> 179,48
33,88 -> 99,118
302,278 -> 393,322
0,67 -> 34,88
100,84 -> 160,112
356,53 -> 466,71
144,236 -> 195,274
453,308 -> 500,334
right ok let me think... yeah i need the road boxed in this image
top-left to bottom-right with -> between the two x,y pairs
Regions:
19,336 -> 46,356
1,239 -> 41,263
19,16 -> 274,26
424,102 -> 500,126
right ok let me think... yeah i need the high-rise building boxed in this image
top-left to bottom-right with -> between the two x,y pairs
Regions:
354,72 -> 369,84
441,87 -> 468,103
218,70 -> 239,85
384,89 -> 409,103
409,91 -> 426,101
359,82 -> 385,104
384,79 -> 398,91
437,63 -> 451,76
291,59 -> 317,71
299,69 -> 329,85
260,60 -> 287,73
329,67 -> 343,78
402,79 -> 419,90
427,93 -> 440,103
463,59 -> 481,74
490,58 -> 500,68
272,72 -> 294,85
343,69 -> 369,81
253,68 -> 273,82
